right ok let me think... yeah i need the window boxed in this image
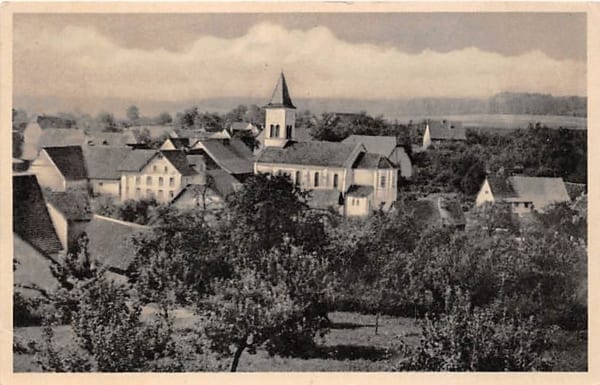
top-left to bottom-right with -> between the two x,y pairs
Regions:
333,174 -> 339,189
286,125 -> 292,139
295,171 -> 301,186
270,124 -> 275,138
314,172 -> 319,187
164,166 -> 168,173
169,177 -> 175,187
125,185 -> 129,194
135,176 -> 140,185
146,176 -> 152,185
380,175 -> 386,188
158,177 -> 164,187
275,124 -> 281,137
169,190 -> 174,199
153,165 -> 157,172
524,202 -> 530,208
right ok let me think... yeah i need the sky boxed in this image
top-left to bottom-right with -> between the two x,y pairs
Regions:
13,13 -> 586,115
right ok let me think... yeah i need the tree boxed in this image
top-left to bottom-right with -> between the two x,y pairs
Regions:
126,105 -> 140,123
202,246 -> 334,371
156,112 -> 173,125
97,112 -> 118,132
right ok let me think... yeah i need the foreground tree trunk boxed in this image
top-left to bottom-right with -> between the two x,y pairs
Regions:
230,341 -> 246,372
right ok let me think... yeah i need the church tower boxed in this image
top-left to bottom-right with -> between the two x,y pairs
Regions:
264,72 -> 296,148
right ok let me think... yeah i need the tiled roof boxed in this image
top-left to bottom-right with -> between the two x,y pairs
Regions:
38,129 -> 86,149
86,215 -> 150,272
231,122 -> 258,132
427,120 -> 466,141
346,185 -> 374,198
84,146 -> 132,179
265,72 -> 296,109
509,176 -> 570,209
45,190 -> 93,221
43,146 -> 88,180
487,176 -> 518,199
195,139 -> 254,174
161,150 -> 198,176
342,135 -> 397,156
164,137 -> 190,149
352,152 -> 395,169
85,132 -> 138,146
117,149 -> 158,171
207,169 -> 242,197
13,174 -> 63,255
257,141 -> 360,168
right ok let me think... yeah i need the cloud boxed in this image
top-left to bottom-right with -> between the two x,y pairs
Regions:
14,21 -> 586,104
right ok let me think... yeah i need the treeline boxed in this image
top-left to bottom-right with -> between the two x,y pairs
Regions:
15,174 -> 587,372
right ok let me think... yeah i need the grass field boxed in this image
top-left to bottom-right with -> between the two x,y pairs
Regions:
13,311 -> 586,372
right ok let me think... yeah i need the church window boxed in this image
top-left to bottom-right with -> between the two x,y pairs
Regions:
380,175 -> 386,188
295,171 -> 301,186
275,124 -> 280,137
333,174 -> 339,188
314,172 -> 320,187
286,125 -> 292,139
270,125 -> 275,138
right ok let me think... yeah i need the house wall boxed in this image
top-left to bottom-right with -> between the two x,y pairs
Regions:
160,140 -> 177,150
29,150 -> 67,191
390,147 -> 413,178
46,203 -> 68,251
255,163 -> 349,191
352,168 -> 397,210
422,126 -> 432,149
13,235 -> 61,298
345,196 -> 370,217
22,123 -> 43,161
120,155 -> 203,203
90,179 -> 120,197
475,179 -> 494,206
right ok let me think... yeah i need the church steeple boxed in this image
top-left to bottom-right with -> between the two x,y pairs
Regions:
263,72 -> 297,148
266,72 -> 296,109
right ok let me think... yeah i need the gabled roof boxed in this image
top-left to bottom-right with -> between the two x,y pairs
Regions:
163,137 -> 190,149
486,176 -> 518,199
43,146 -> 88,180
13,174 -> 63,255
84,146 -> 132,179
294,127 -> 314,142
342,135 -> 397,156
194,139 -> 254,174
265,72 -> 296,109
38,128 -> 86,149
257,141 -> 361,168
352,152 -> 395,169
117,149 -> 159,172
85,131 -> 138,146
207,169 -> 242,197
86,215 -> 150,272
509,176 -> 570,209
231,122 -> 258,131
45,190 -> 93,221
426,120 -> 466,141
346,185 -> 374,198
160,150 -> 198,176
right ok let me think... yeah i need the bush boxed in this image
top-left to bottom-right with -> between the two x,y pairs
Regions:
13,292 -> 44,327
397,289 -> 553,371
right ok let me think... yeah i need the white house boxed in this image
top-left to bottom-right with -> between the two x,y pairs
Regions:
342,135 -> 413,179
118,149 -> 203,203
475,175 -> 571,214
422,119 -> 466,149
29,146 -> 88,192
84,146 -> 133,196
254,73 -> 398,217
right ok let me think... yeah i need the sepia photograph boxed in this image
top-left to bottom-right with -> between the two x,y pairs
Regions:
3,3 -> 593,378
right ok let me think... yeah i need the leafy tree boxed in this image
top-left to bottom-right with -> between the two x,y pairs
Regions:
397,288 -> 553,371
203,246 -> 334,371
97,112 -> 119,132
118,198 -> 160,225
156,112 -> 173,125
126,105 -> 140,123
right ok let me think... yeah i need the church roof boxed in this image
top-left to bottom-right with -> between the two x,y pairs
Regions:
342,135 -> 397,157
265,72 -> 296,109
257,141 -> 360,168
352,152 -> 395,169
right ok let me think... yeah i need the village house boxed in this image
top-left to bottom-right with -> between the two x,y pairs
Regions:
44,190 -> 93,252
231,122 -> 259,136
13,174 -> 64,298
254,73 -> 398,217
342,134 -> 413,179
475,175 -> 571,214
171,168 -> 243,211
85,131 -> 138,147
189,138 -> 255,180
22,120 -> 86,161
84,146 -> 133,196
160,137 -> 192,151
29,146 -> 88,192
118,149 -> 203,203
422,119 -> 466,149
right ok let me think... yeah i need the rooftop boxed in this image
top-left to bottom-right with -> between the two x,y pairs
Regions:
45,190 -> 93,221
352,152 -> 395,169
84,146 -> 132,179
342,135 -> 397,156
427,120 -> 466,141
257,141 -> 361,168
193,138 -> 254,174
43,146 -> 88,180
265,72 -> 296,109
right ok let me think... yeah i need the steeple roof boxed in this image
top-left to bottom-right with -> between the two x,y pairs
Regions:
265,72 -> 296,109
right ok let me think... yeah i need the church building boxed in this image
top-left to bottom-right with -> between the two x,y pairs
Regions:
254,73 -> 398,216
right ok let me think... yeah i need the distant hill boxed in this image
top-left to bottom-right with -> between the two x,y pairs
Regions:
14,92 -> 586,120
